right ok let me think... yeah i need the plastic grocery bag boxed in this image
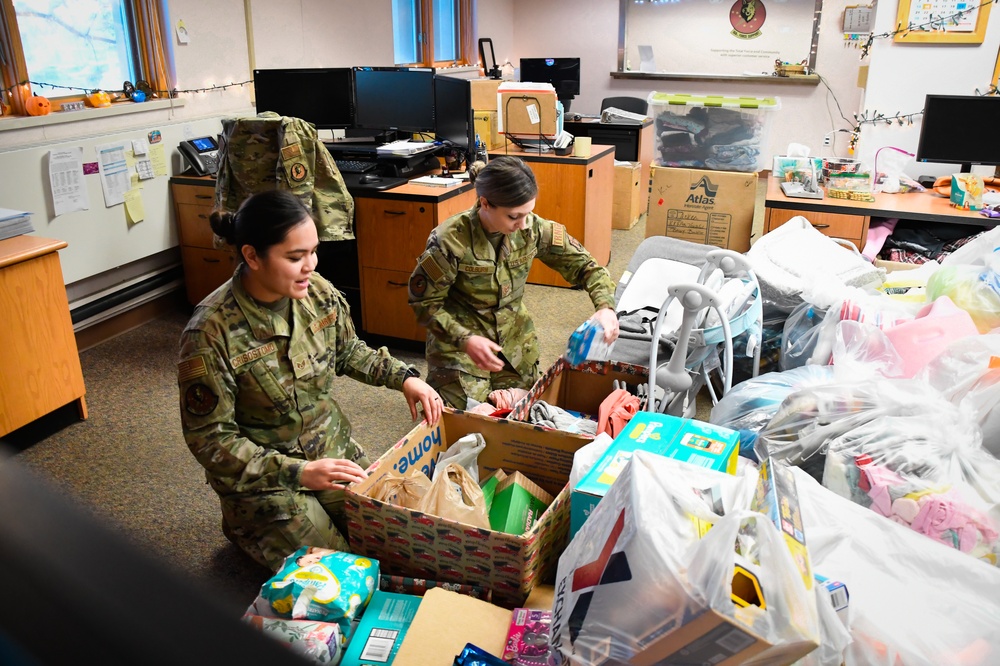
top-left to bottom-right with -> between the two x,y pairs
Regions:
367,470 -> 432,509
551,451 -> 819,666
418,462 -> 490,529
433,432 -> 486,484
794,467 -> 1000,666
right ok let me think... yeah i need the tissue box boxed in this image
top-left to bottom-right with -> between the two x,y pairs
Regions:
951,173 -> 985,210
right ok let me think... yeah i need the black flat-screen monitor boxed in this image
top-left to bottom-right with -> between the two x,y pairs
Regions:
915,94 -> 1000,172
353,67 -> 436,134
434,75 -> 474,162
520,57 -> 581,110
253,68 -> 354,130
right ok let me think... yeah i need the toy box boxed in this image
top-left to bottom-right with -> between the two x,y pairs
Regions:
951,173 -> 985,210
647,92 -> 779,172
571,412 -> 740,537
752,457 -> 812,591
340,591 -> 421,666
345,409 -> 587,607
502,608 -> 553,663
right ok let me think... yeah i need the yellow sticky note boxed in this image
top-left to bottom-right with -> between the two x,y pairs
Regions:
124,188 -> 145,225
149,144 -> 168,176
125,150 -> 136,168
131,173 -> 140,188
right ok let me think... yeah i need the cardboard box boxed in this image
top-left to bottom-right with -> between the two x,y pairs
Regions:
393,588 -> 511,665
752,457 -> 812,592
345,409 -> 586,607
509,358 -> 648,424
340,590 -> 421,666
473,110 -> 503,150
471,78 -> 503,112
646,166 -> 757,252
489,471 -> 554,535
571,412 -> 739,537
498,84 -> 558,137
613,161 -> 643,230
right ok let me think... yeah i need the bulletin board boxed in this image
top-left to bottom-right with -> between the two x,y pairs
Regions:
894,0 -> 992,44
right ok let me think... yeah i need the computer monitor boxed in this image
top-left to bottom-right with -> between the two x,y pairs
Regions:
353,67 -> 436,136
252,68 -> 354,130
915,94 -> 1000,173
434,75 -> 474,165
519,57 -> 581,112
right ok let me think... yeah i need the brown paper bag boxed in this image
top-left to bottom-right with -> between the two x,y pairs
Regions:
368,471 -> 432,509
417,462 -> 491,529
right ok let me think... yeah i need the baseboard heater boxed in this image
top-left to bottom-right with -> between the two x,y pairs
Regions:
71,265 -> 184,331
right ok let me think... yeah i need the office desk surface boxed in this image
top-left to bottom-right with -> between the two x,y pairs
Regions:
765,177 -> 994,227
489,143 -> 616,165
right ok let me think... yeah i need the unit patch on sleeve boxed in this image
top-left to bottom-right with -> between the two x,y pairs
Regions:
289,163 -> 308,182
409,273 -> 427,297
185,383 -> 219,416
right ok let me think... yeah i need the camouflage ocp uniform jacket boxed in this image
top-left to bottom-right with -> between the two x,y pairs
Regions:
214,111 -> 355,241
178,270 -> 412,500
408,203 -> 616,381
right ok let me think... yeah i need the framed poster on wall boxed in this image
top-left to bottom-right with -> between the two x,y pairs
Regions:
894,0 -> 992,44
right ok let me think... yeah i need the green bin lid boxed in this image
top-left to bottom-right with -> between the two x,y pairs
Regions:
647,92 -> 780,110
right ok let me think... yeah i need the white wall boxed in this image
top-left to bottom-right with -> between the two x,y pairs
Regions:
476,0 -> 516,74
509,0 -> 866,160
858,1 -> 1000,177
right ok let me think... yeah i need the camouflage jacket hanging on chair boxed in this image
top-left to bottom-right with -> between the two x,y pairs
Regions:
214,111 -> 354,241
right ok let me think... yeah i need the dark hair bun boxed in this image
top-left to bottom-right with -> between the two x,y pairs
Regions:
209,210 -> 237,245
467,160 -> 487,184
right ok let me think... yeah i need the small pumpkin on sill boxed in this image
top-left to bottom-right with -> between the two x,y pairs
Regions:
25,94 -> 52,116
86,90 -> 112,108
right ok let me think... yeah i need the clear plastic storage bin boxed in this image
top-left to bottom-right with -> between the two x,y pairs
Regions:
647,93 -> 780,172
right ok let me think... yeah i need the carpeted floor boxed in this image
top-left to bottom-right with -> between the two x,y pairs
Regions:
4,182 -> 766,613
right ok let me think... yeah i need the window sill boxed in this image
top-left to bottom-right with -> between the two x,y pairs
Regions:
0,98 -> 184,132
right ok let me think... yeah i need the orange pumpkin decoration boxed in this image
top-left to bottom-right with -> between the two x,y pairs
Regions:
25,95 -> 51,116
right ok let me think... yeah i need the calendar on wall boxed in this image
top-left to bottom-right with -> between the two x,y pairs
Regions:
894,0 -> 993,43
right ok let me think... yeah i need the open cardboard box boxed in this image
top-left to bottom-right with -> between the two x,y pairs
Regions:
509,358 -> 648,424
345,409 -> 586,607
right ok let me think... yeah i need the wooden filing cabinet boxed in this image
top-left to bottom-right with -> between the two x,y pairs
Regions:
170,176 -> 237,306
354,184 -> 476,341
765,207 -> 869,253
0,236 -> 87,435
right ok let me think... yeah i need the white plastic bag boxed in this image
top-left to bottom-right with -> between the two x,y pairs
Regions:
551,452 -> 820,665
432,432 -> 485,484
567,432 -> 614,489
794,467 -> 1000,666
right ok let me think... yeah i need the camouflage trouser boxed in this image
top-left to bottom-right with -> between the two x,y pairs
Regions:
428,364 -> 539,410
220,455 -> 372,571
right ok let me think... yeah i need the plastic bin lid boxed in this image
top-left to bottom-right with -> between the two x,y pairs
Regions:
647,92 -> 780,110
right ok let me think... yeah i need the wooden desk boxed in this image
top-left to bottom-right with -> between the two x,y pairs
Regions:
0,235 -> 87,435
764,177 -> 995,251
354,181 -> 477,341
563,119 -> 654,195
489,145 -> 615,288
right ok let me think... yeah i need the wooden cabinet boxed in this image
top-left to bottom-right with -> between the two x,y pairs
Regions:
0,236 -> 87,436
765,207 -> 869,252
354,184 -> 476,341
490,146 -> 614,287
170,176 -> 237,306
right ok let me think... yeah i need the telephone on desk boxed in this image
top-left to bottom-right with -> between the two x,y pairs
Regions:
179,136 -> 220,176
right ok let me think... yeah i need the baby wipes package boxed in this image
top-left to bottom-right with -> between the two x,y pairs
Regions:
565,320 -> 615,366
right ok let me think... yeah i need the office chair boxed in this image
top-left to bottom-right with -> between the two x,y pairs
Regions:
600,96 -> 647,116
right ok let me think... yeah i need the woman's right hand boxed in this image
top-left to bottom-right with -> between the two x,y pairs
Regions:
300,458 -> 368,491
464,335 -> 505,373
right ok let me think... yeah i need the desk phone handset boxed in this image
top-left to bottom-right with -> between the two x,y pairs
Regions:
179,136 -> 220,176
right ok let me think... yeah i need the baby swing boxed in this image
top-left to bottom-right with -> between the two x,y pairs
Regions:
611,236 -> 763,416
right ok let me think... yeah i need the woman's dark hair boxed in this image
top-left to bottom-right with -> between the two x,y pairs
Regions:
468,155 -> 538,208
210,190 -> 312,262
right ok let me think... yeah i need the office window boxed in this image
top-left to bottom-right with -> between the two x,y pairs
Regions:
0,0 -> 171,115
392,0 -> 473,68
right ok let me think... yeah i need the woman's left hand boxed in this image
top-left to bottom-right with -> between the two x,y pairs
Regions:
403,376 -> 444,425
590,307 -> 620,343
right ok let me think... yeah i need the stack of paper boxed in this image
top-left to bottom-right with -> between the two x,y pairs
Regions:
601,107 -> 648,124
410,175 -> 462,187
377,140 -> 437,156
0,208 -> 35,242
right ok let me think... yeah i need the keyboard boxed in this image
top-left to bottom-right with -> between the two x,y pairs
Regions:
335,159 -> 378,174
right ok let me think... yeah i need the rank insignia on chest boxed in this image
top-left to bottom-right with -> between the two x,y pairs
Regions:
501,284 -> 511,297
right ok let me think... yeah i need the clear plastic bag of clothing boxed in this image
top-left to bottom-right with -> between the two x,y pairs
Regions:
926,262 -> 1000,333
780,301 -> 831,370
551,451 -> 820,665
794,466 -> 1000,666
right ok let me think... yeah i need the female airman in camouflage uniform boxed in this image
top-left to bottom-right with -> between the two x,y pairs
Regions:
408,156 -> 620,409
178,190 -> 442,570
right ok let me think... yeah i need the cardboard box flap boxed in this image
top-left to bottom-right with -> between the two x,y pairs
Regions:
394,588 -> 512,665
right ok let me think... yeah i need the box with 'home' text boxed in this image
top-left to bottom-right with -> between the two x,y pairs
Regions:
646,166 -> 757,252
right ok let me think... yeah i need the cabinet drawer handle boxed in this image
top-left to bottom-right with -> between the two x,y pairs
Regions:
811,223 -> 830,229
199,213 -> 208,219
387,280 -> 408,287
195,194 -> 213,200
383,210 -> 406,216
202,258 -> 221,263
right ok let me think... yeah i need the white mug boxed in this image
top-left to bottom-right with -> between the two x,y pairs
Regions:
573,136 -> 592,158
